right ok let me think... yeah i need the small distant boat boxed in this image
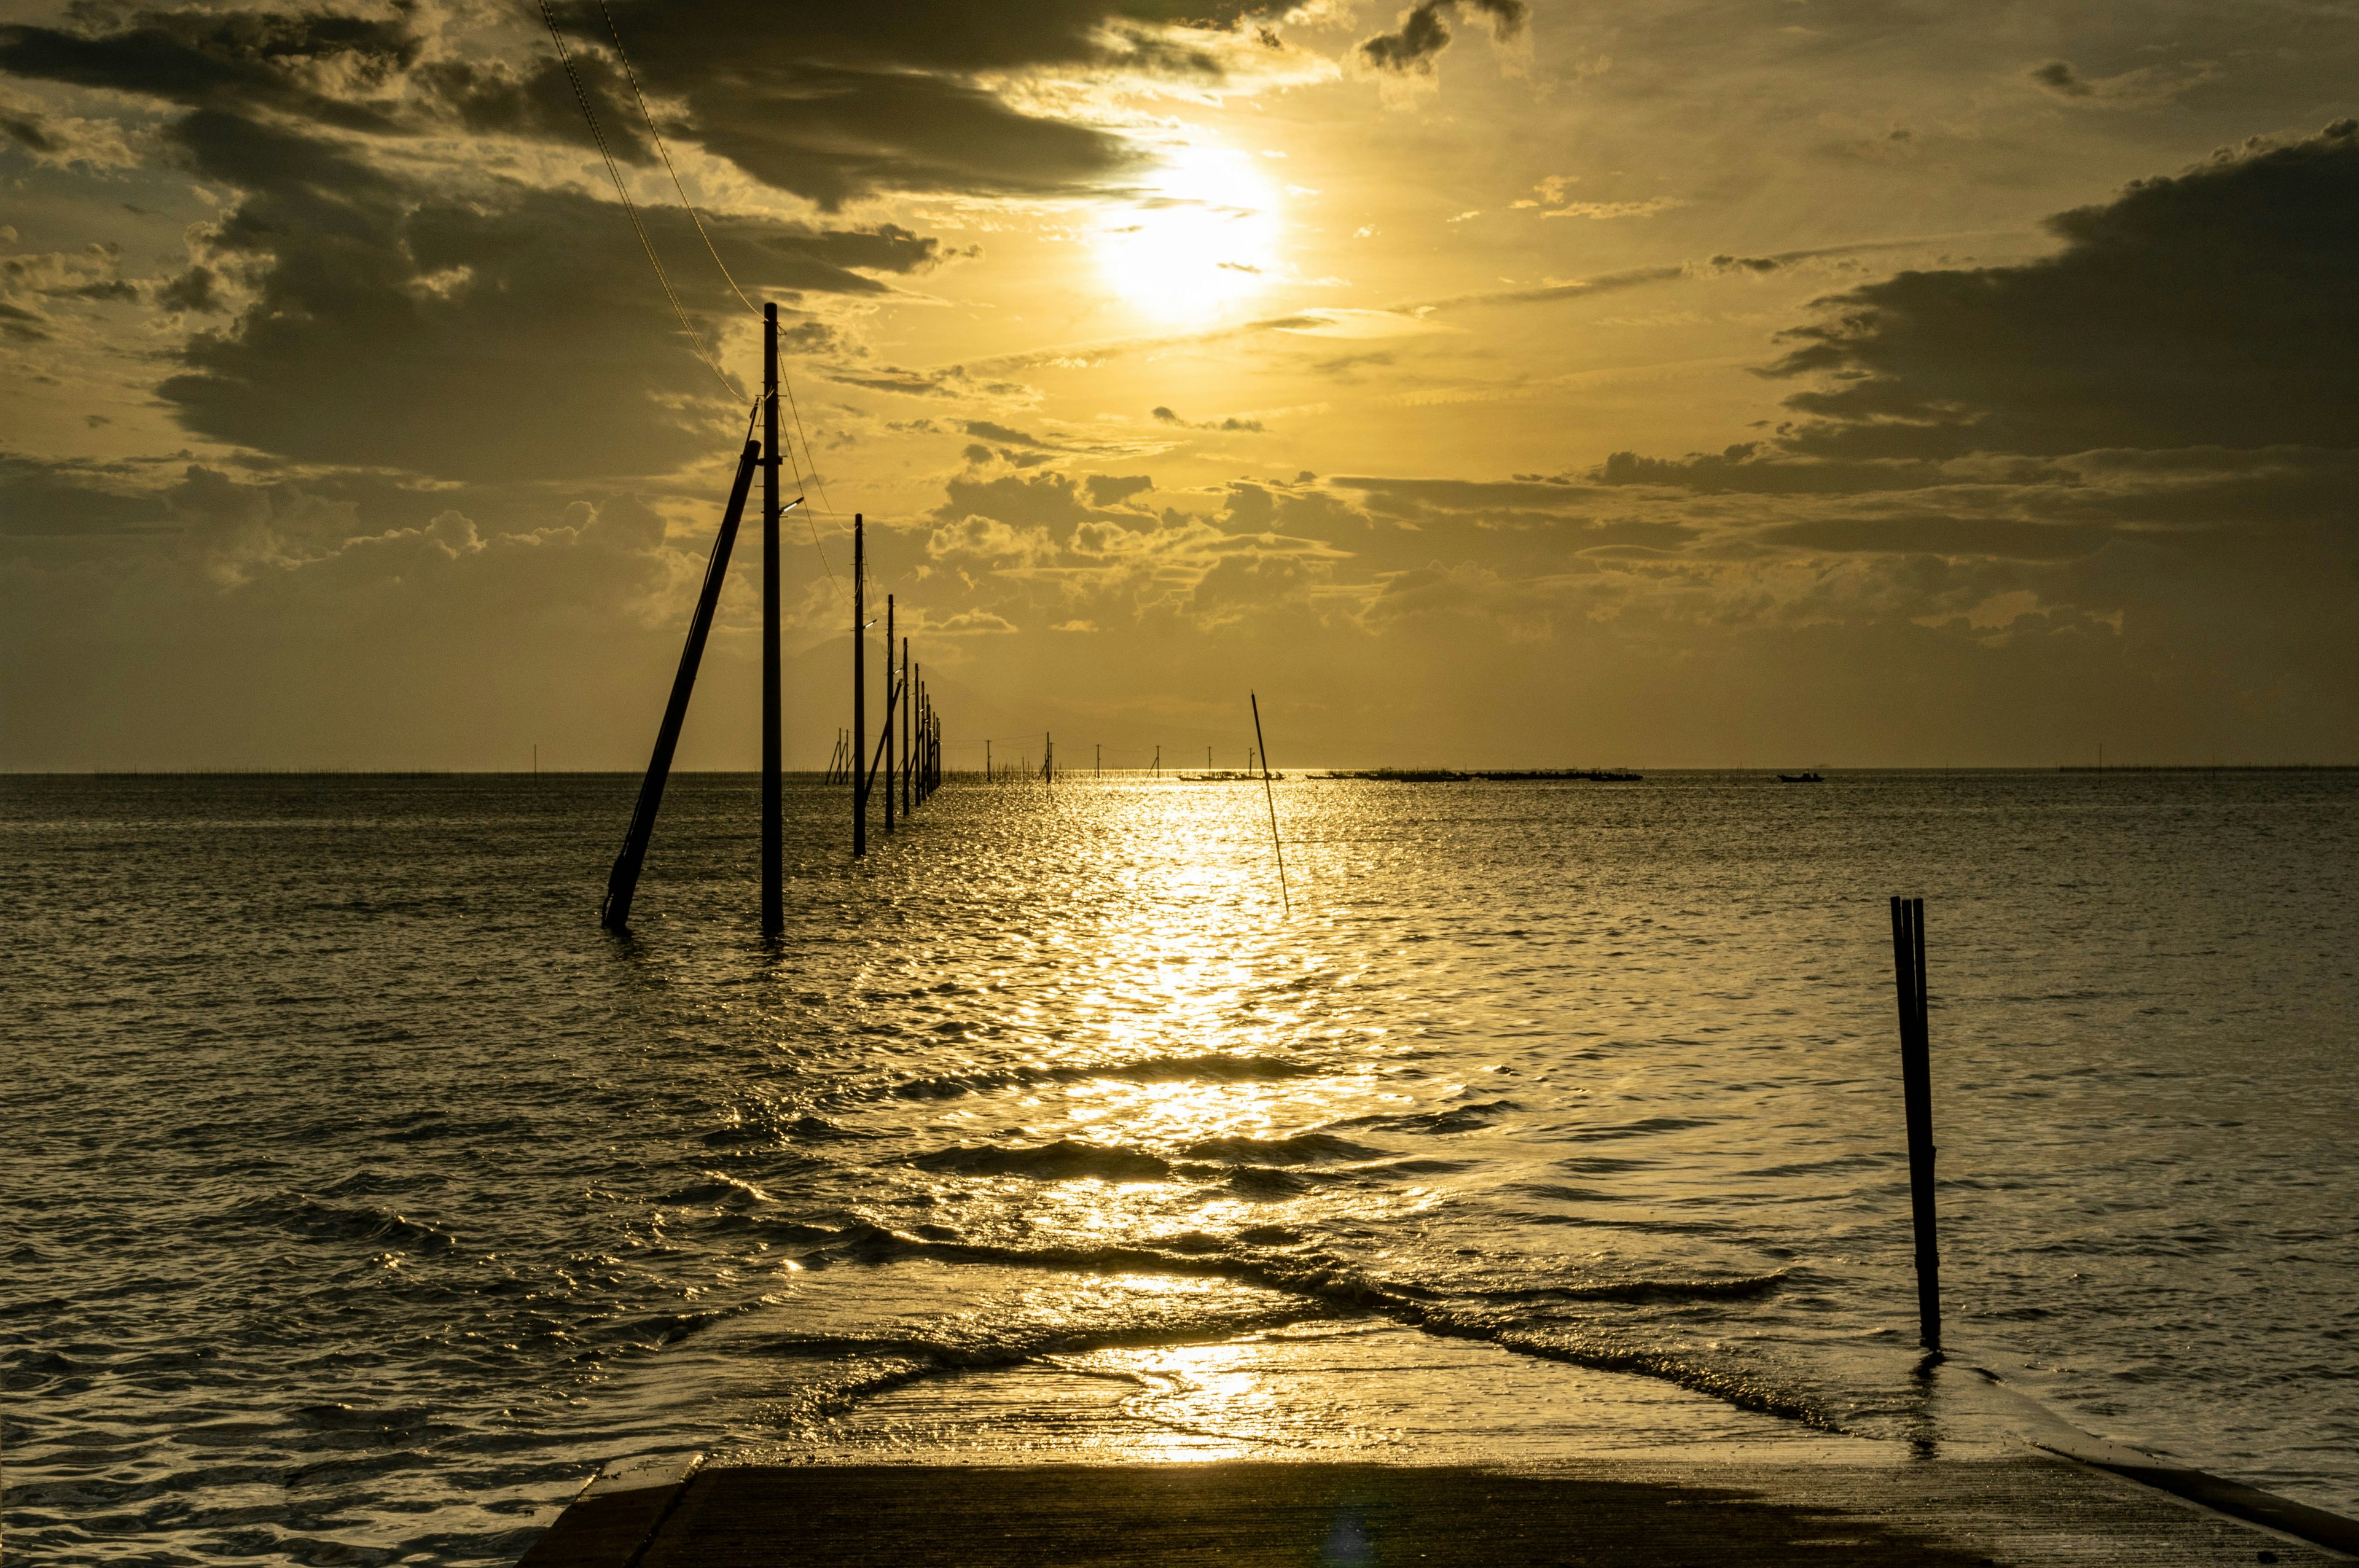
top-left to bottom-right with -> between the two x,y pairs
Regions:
1778,771 -> 1825,783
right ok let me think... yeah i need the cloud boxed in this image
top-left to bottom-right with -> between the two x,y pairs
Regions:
2,0 -> 1304,217
0,10 -> 416,133
2027,57 -> 2212,109
1085,474 -> 1155,505
2028,60 -> 2096,99
1359,0 -> 1527,76
0,453 -> 171,538
581,0 -> 1295,208
1151,405 -> 1265,432
931,608 -> 1020,634
0,99 -> 139,169
1538,197 -> 1684,220
151,111 -> 934,482
1767,121 -> 2359,459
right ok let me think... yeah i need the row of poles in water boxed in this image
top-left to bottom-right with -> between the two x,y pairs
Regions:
600,305 -> 942,934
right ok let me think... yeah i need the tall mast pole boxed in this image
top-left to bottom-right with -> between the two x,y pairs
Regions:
884,593 -> 895,835
761,304 -> 781,936
853,514 -> 866,859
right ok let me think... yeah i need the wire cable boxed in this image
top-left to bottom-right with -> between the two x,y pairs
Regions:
592,0 -> 849,534
594,0 -> 761,319
534,0 -> 740,402
542,1 -> 860,599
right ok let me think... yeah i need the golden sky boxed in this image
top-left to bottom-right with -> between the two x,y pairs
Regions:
4,0 -> 2356,768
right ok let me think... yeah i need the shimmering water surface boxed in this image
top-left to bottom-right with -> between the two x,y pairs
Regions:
5,770 -> 2355,1563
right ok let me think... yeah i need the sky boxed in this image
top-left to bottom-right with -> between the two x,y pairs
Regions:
3,0 -> 2356,771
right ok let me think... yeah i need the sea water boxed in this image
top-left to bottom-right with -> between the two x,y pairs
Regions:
4,770 -> 2354,1563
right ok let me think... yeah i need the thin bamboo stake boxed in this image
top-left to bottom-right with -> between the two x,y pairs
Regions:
1250,692 -> 1289,916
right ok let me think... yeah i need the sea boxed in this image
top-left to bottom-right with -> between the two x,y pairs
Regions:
4,769 -> 2355,1564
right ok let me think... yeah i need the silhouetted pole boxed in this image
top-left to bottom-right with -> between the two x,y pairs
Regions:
761,305 -> 782,937
602,439 -> 759,930
1251,692 -> 1289,916
1889,895 -> 1942,1352
883,595 -> 896,834
901,638 -> 912,816
853,515 -> 866,859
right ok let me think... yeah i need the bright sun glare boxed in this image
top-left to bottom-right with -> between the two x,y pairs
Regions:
1097,144 -> 1283,323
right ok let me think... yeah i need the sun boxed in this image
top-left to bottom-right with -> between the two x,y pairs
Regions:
1095,143 -> 1283,324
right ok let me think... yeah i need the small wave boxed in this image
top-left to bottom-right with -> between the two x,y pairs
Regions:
854,1053 -> 1322,1106
787,1227 -> 1823,1424
244,1193 -> 458,1254
661,1171 -> 773,1208
1178,1133 -> 1383,1165
1336,1099 -> 1518,1135
910,1140 -> 1173,1182
1564,1116 -> 1718,1142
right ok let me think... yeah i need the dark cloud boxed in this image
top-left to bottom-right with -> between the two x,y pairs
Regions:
152,111 -> 933,482
0,453 -> 170,538
1768,122 -> 2359,459
1757,517 -> 2106,560
963,420 -> 1052,448
4,1 -> 1289,209
0,10 -> 413,131
580,0 -> 1282,208
1086,474 -> 1155,505
1359,0 -> 1527,74
155,263 -> 223,313
0,300 -> 47,340
1,106 -> 60,153
1597,445 -> 2036,495
2030,60 -> 2095,98
418,54 -> 652,164
1151,405 -> 1265,432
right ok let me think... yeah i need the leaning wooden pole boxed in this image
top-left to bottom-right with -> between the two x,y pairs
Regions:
1889,895 -> 1942,1352
601,439 -> 761,930
852,514 -> 866,859
1251,691 -> 1289,916
761,305 -> 783,937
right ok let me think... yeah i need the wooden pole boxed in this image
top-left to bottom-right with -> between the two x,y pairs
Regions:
1888,895 -> 1942,1353
602,439 -> 759,930
902,638 -> 912,816
761,306 -> 782,936
1251,692 -> 1289,916
883,595 -> 895,835
853,514 -> 866,859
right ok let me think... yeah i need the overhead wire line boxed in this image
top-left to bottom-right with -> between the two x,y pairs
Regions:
593,0 -> 853,539
595,0 -> 757,319
534,0 -> 741,405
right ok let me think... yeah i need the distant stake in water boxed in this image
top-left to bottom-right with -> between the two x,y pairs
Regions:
1888,895 -> 1941,1353
1251,692 -> 1289,916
